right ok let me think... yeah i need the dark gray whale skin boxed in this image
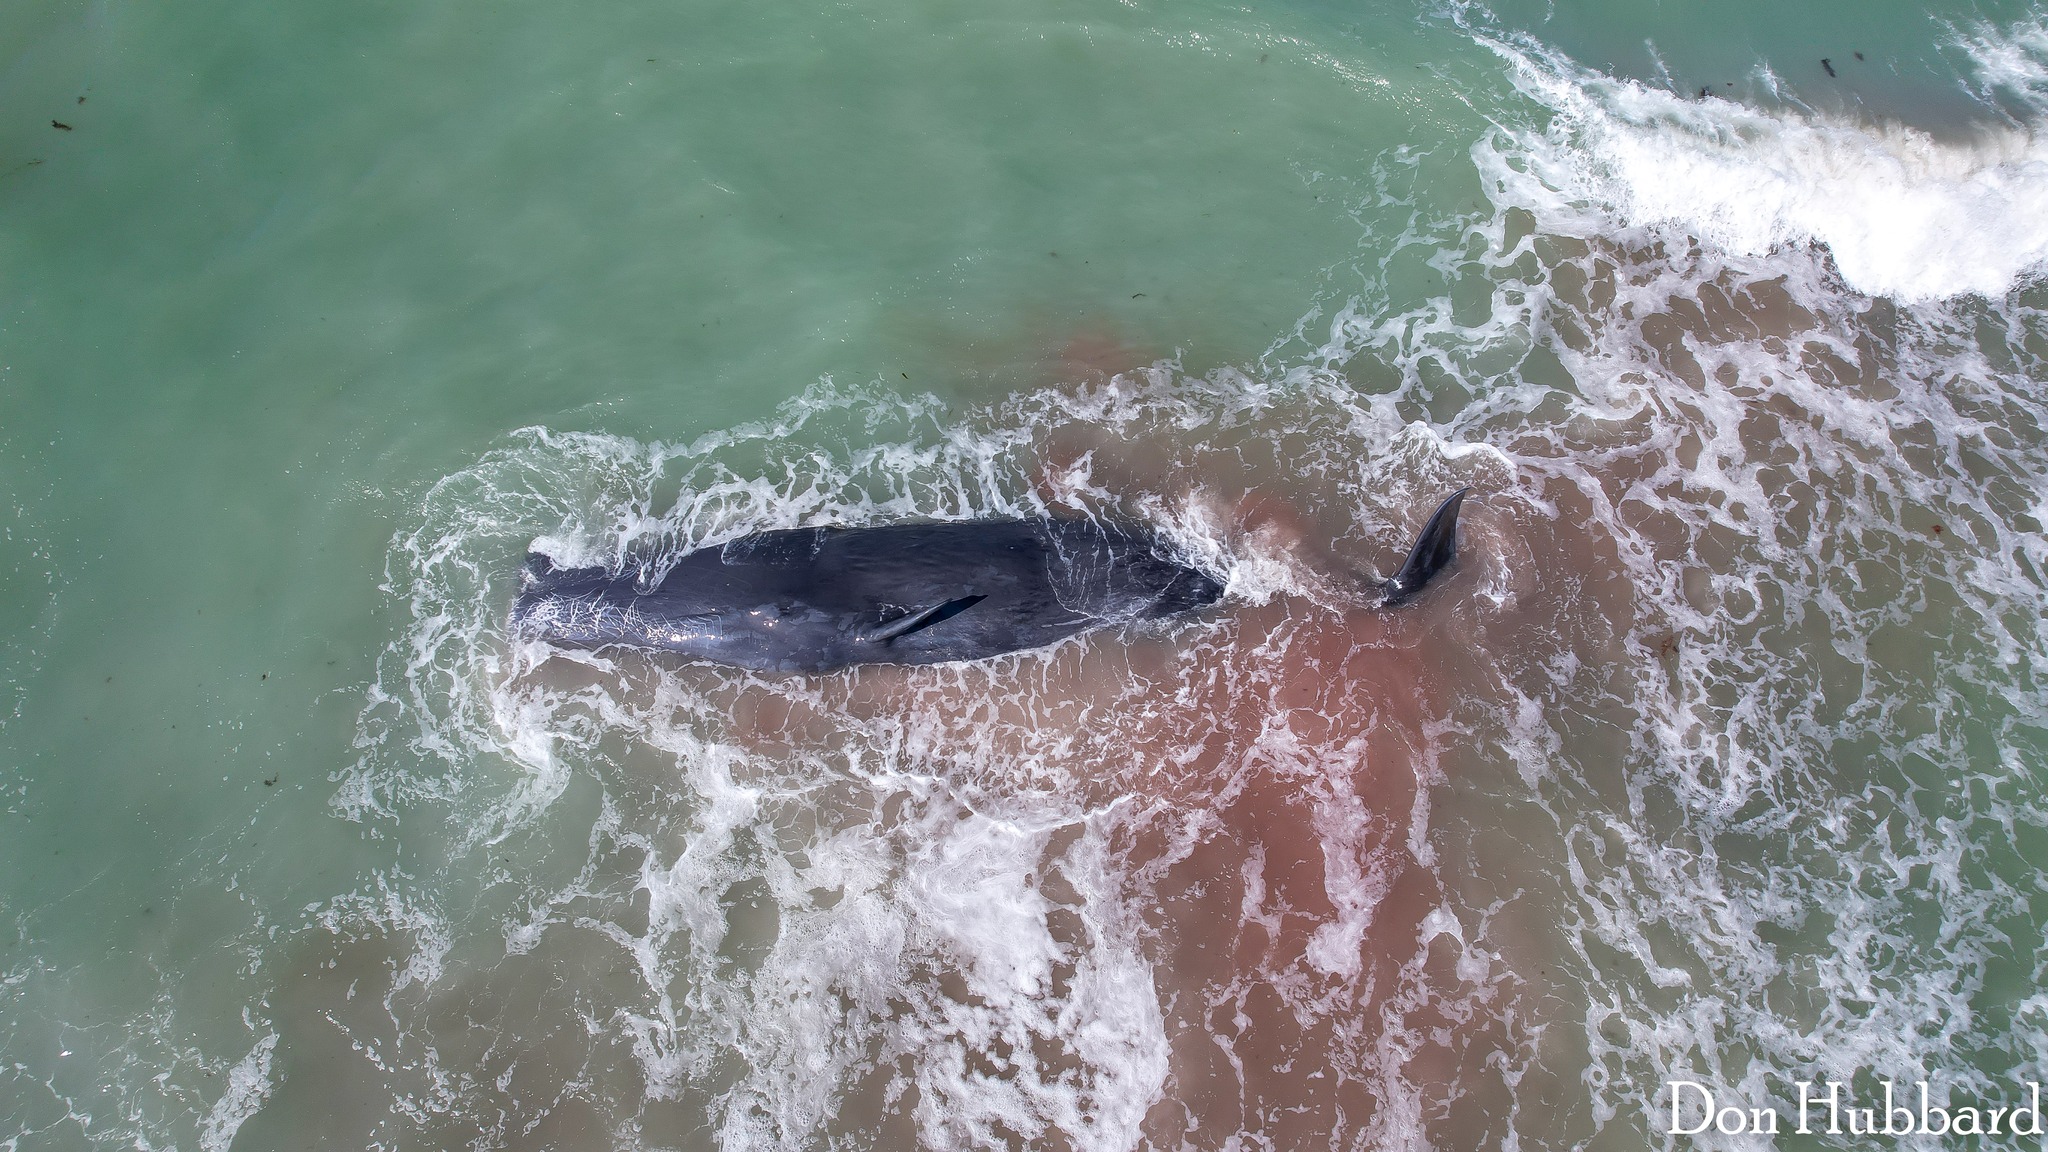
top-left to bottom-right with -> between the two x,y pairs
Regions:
512,490 -> 1469,674
513,518 -> 1223,673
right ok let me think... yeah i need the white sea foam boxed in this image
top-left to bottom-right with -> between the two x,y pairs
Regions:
1956,16 -> 2048,118
1311,33 -> 2048,1135
1474,30 -> 2048,301
197,1033 -> 278,1152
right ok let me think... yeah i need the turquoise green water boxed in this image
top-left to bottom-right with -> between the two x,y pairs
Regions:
4,0 -> 2047,1148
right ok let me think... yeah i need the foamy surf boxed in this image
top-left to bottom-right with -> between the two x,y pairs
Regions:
1956,16 -> 2048,122
1291,20 -> 2048,1140
256,56 -> 2048,1147
325,374 -> 1513,1148
1472,26 -> 2048,301
8,0 -> 2046,1148
333,194 -> 2048,1143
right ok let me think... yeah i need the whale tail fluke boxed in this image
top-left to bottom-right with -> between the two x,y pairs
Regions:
1379,488 -> 1471,607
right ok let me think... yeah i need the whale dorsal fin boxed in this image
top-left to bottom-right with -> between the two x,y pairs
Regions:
860,595 -> 987,644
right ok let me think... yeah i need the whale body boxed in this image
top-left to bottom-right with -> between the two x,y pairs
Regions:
512,489 -> 1469,674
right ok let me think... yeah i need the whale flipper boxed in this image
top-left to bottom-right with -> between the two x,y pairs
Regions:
859,594 -> 987,644
1379,488 -> 1471,607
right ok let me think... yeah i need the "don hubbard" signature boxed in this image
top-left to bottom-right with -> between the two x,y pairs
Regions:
1667,1079 -> 2044,1137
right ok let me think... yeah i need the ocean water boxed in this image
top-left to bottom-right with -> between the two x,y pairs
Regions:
3,0 -> 2046,1148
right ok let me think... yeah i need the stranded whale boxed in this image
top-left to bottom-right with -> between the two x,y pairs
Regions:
513,488 -> 1470,674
